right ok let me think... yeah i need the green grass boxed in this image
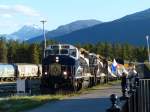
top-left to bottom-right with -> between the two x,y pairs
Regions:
0,80 -> 120,112
144,62 -> 150,71
79,80 -> 121,94
0,95 -> 67,112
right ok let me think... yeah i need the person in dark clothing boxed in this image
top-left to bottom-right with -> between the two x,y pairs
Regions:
121,72 -> 128,99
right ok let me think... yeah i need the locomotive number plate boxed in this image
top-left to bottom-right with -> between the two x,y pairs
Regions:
50,63 -> 61,76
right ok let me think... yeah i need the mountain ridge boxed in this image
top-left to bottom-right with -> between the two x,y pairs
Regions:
6,25 -> 46,41
27,19 -> 102,43
44,8 -> 150,46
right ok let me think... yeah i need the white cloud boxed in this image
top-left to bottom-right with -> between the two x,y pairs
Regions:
0,4 -> 40,17
1,14 -> 13,18
0,21 -> 19,28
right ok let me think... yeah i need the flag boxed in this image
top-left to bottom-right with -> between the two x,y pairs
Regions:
111,59 -> 117,73
108,66 -> 117,77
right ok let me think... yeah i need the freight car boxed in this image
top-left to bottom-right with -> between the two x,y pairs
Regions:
41,44 -> 108,92
16,64 -> 42,78
88,53 -> 105,85
0,64 -> 16,81
0,64 -> 42,81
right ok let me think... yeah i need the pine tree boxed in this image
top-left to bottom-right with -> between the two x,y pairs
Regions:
29,44 -> 39,64
82,44 -> 93,52
15,43 -> 29,63
0,37 -> 7,63
96,42 -> 105,57
7,40 -> 19,63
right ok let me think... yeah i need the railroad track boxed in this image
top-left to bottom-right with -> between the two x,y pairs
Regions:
0,82 -> 16,97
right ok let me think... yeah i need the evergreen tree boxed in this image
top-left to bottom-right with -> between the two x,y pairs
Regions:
143,46 -> 148,61
0,37 -> 7,63
7,40 -> 19,63
103,42 -> 113,60
82,43 -> 93,52
75,43 -> 82,49
47,40 -> 57,46
111,43 -> 122,59
1,38 -> 147,63
15,43 -> 29,63
96,42 -> 105,57
29,44 -> 39,64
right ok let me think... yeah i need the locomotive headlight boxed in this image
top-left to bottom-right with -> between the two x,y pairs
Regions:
63,71 -> 67,75
56,59 -> 59,62
45,72 -> 48,75
56,57 -> 59,60
56,57 -> 59,62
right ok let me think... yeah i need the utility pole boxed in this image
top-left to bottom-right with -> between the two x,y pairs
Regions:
146,35 -> 150,63
40,20 -> 47,58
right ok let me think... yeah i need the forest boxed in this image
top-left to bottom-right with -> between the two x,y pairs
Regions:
0,37 -> 148,64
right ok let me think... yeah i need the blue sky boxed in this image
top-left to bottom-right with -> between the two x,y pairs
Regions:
0,0 -> 150,34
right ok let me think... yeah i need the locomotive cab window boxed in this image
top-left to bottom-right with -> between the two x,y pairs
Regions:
69,49 -> 77,57
45,49 -> 59,56
45,50 -> 53,57
53,49 -> 59,54
60,49 -> 68,55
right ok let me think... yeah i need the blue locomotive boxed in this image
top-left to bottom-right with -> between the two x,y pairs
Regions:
41,44 -> 108,92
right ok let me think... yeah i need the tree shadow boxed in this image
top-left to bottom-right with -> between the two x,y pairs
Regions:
28,97 -> 111,112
